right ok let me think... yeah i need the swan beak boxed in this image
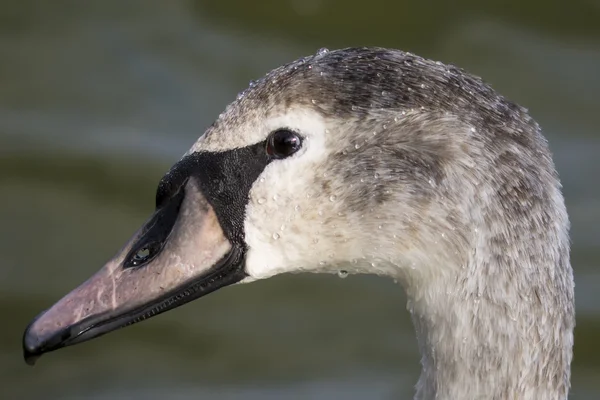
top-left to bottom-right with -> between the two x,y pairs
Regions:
22,178 -> 245,366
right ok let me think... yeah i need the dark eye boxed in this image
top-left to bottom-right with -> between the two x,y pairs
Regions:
127,241 -> 162,267
266,129 -> 303,159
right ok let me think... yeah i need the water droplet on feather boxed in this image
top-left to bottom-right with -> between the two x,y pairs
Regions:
338,270 -> 348,279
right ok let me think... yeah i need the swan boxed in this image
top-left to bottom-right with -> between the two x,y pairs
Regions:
22,47 -> 574,399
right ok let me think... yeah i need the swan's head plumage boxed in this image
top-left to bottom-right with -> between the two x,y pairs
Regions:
188,48 -> 566,286
23,48 -> 573,399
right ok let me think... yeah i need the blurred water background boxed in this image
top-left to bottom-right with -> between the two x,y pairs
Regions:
0,0 -> 599,399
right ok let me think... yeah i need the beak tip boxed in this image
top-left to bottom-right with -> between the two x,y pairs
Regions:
23,315 -> 45,366
23,350 -> 41,366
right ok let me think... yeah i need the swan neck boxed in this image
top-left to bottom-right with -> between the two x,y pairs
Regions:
408,250 -> 573,400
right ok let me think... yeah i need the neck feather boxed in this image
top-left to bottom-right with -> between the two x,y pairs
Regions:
403,196 -> 574,400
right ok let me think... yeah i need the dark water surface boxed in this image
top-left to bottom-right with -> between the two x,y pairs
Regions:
1,1 -> 599,399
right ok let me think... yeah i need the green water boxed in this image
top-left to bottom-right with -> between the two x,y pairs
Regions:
1,1 -> 599,398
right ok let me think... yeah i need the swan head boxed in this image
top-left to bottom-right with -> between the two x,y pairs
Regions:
23,48 -> 572,393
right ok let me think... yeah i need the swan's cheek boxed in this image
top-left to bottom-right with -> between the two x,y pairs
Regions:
243,214 -> 319,280
243,222 -> 287,280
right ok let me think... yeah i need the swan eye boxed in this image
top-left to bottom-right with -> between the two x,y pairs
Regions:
266,129 -> 302,159
127,242 -> 161,267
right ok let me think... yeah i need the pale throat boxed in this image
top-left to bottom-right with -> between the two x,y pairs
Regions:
406,272 -> 489,400
396,249 -> 565,400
